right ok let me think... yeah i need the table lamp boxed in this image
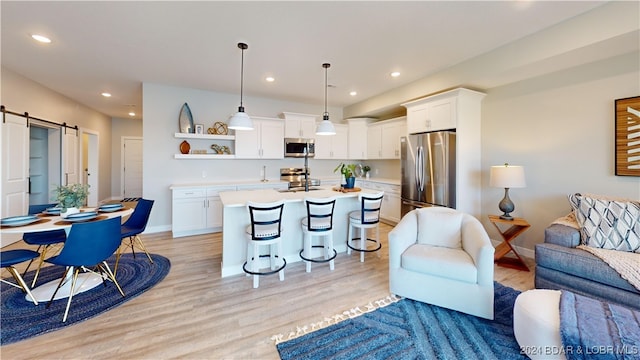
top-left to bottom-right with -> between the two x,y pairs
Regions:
490,164 -> 526,220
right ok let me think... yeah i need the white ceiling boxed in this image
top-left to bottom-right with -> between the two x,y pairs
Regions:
1,1 -> 607,120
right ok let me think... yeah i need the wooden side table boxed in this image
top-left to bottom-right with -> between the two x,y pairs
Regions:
488,215 -> 530,271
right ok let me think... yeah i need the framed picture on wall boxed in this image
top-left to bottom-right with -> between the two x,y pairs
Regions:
615,96 -> 640,176
195,124 -> 204,135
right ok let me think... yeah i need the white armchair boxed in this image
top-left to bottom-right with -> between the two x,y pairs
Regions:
389,207 -> 495,319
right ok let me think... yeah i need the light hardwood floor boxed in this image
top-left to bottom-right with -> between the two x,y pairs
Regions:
1,222 -> 535,359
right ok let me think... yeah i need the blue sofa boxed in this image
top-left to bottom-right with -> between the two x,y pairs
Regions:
535,224 -> 640,311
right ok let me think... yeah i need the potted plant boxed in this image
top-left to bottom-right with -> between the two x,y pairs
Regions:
53,183 -> 89,218
334,163 -> 357,189
363,165 -> 371,179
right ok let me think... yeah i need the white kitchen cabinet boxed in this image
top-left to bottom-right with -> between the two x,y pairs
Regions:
281,112 -> 317,139
404,92 -> 457,134
347,118 -> 375,160
314,124 -> 348,159
172,186 -> 236,237
235,117 -> 284,159
367,117 -> 406,159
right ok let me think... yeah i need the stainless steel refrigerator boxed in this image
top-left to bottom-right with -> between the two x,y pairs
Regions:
400,131 -> 456,217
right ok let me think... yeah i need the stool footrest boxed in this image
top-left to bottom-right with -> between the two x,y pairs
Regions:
242,255 -> 286,276
347,237 -> 382,253
299,246 -> 337,263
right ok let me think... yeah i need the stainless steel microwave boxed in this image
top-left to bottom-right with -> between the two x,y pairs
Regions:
284,138 -> 315,158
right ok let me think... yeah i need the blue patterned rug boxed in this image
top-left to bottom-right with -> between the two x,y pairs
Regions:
1,253 -> 170,345
276,282 -> 526,359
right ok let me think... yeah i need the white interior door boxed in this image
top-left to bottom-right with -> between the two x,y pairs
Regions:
63,128 -> 78,185
80,129 -> 99,206
2,113 -> 29,216
122,137 -> 142,198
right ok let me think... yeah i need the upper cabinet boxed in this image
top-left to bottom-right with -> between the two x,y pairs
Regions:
347,118 -> 375,160
367,117 -> 406,159
404,92 -> 457,134
235,117 -> 284,159
314,124 -> 348,159
281,112 -> 317,139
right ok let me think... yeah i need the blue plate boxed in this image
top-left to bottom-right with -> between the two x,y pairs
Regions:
63,211 -> 98,222
98,204 -> 123,212
44,207 -> 62,215
1,215 -> 39,227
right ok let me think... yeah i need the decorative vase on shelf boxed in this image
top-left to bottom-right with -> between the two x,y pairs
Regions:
365,172 -> 370,179
61,207 -> 80,219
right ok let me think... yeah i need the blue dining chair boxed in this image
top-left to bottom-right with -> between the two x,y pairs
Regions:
115,199 -> 154,273
1,249 -> 41,305
23,203 -> 67,287
46,216 -> 125,322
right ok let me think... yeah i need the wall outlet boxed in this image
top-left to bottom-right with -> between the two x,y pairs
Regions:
375,168 -> 379,175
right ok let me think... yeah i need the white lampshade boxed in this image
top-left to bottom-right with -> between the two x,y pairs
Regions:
316,119 -> 336,135
228,110 -> 253,130
490,164 -> 526,188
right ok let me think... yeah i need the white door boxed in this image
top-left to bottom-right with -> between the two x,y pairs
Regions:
2,113 -> 29,216
63,128 -> 78,185
81,129 -> 99,206
122,137 -> 143,198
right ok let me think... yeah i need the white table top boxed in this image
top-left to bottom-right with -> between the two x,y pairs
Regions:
219,186 -> 380,208
0,207 -> 134,235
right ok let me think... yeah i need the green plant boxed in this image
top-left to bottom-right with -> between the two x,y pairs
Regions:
362,165 -> 371,174
333,163 -> 357,178
53,183 -> 89,211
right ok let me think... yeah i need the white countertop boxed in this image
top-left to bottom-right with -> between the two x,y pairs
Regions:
219,186 -> 380,207
170,177 -> 400,190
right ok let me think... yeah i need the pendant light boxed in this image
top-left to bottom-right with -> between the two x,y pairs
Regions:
228,42 -> 253,130
316,63 -> 336,135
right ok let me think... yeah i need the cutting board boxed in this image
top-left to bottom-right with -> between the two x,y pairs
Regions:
333,187 -> 361,193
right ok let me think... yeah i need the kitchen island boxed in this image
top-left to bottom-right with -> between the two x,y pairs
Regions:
218,186 -> 379,277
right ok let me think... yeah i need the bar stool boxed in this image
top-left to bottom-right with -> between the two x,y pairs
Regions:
1,249 -> 41,305
347,191 -> 384,262
243,200 -> 286,288
300,197 -> 337,272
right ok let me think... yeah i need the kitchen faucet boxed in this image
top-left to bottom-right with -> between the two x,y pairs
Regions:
304,142 -> 309,192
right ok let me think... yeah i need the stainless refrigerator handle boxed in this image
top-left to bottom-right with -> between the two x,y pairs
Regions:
418,146 -> 425,192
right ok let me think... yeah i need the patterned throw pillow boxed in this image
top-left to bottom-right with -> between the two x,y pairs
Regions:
568,193 -> 640,253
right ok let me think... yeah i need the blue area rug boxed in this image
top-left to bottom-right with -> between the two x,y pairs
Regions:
1,253 -> 170,345
277,282 -> 526,359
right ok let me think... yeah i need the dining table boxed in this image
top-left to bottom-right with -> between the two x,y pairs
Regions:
1,206 -> 134,303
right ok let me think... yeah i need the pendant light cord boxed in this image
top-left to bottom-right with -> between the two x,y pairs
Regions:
323,63 -> 330,120
237,43 -> 248,112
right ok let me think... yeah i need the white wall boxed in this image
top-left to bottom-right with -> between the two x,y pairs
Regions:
1,67 -> 113,203
481,52 -> 640,251
142,82 -> 345,231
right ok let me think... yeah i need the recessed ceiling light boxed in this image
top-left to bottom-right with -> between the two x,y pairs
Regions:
31,34 -> 51,43
101,92 -> 112,97
129,112 -> 136,117
350,91 -> 357,96
391,72 -> 401,78
265,76 -> 275,82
